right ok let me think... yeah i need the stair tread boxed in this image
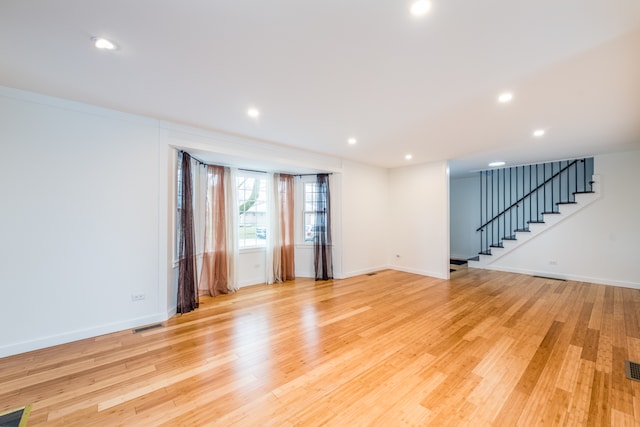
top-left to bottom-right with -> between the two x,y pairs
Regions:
490,244 -> 504,248
503,236 -> 517,240
479,251 -> 492,256
556,201 -> 577,205
542,211 -> 561,214
574,191 -> 595,194
514,228 -> 530,232
527,220 -> 545,224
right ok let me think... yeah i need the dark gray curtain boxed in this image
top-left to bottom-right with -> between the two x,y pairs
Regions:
177,152 -> 199,313
314,174 -> 333,280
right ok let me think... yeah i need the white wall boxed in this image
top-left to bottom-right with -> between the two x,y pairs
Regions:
450,175 -> 480,260
237,249 -> 268,287
387,161 -> 450,279
340,160 -> 389,277
489,150 -> 640,288
0,87 -> 165,357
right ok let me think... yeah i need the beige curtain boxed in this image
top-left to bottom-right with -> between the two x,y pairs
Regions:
200,165 -> 230,296
277,174 -> 295,282
224,167 -> 239,293
266,173 -> 295,284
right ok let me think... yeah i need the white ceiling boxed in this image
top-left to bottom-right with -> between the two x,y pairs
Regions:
1,0 -> 639,176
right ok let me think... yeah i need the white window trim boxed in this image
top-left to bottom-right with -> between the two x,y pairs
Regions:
237,170 -> 268,250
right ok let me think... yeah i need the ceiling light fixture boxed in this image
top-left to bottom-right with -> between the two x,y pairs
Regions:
488,161 -> 506,167
405,154 -> 413,160
410,0 -> 432,16
497,92 -> 513,103
348,138 -> 357,145
247,108 -> 260,118
533,129 -> 545,137
92,37 -> 116,50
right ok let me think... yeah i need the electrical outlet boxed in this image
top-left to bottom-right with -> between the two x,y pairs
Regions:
131,293 -> 145,302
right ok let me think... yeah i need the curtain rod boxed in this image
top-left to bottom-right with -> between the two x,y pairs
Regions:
180,150 -> 332,176
181,151 -> 206,166
239,168 -> 266,174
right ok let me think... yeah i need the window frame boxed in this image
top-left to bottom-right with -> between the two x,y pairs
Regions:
301,177 -> 324,245
236,170 -> 268,250
173,151 -> 184,266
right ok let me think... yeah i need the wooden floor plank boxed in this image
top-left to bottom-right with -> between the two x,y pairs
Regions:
1,268 -> 639,425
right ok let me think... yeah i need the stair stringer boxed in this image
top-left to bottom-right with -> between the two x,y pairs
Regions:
469,175 -> 601,270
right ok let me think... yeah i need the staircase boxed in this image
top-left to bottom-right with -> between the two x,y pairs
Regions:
468,158 -> 599,268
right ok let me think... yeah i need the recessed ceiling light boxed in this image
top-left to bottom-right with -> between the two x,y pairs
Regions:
348,138 -> 357,145
247,108 -> 260,118
533,129 -> 545,137
92,37 -> 116,50
497,92 -> 513,103
405,154 -> 413,160
410,0 -> 432,16
488,161 -> 506,167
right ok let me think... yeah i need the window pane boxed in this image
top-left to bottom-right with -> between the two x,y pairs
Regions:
304,213 -> 315,242
305,183 -> 318,211
237,174 -> 267,248
303,181 -> 326,243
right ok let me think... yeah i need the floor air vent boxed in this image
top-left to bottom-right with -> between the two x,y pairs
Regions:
533,275 -> 566,281
625,360 -> 640,381
133,323 -> 164,334
0,405 -> 31,426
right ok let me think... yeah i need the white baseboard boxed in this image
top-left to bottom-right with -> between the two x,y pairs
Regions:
470,264 -> 640,290
166,306 -> 177,318
387,265 -> 449,280
0,312 -> 168,358
340,265 -> 389,279
238,278 -> 266,288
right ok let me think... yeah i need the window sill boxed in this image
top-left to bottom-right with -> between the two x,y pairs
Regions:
240,247 -> 267,254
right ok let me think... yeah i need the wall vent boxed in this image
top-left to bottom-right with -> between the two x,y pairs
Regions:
533,275 -> 566,281
133,323 -> 164,334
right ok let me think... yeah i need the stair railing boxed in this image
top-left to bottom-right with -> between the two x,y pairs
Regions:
476,158 -> 593,256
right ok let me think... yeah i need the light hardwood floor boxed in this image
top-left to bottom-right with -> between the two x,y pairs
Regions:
2,268 -> 640,426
